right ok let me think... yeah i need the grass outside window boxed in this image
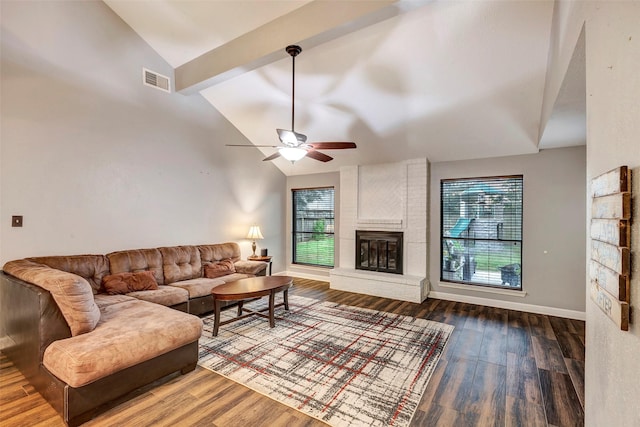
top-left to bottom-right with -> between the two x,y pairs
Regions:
295,236 -> 335,267
292,187 -> 335,268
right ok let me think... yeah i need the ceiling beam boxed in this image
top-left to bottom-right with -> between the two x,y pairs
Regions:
175,0 -> 406,94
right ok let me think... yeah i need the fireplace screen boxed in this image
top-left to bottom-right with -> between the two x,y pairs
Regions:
355,231 -> 403,274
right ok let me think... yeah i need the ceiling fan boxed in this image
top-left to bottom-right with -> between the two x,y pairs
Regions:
227,45 -> 357,163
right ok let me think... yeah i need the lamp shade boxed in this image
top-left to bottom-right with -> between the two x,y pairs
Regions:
246,225 -> 264,240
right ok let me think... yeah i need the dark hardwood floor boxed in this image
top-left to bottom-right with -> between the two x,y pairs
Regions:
0,278 -> 585,426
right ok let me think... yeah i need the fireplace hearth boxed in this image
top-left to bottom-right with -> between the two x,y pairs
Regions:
355,231 -> 403,274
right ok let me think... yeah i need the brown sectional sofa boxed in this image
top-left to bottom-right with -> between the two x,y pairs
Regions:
0,242 -> 268,426
103,243 -> 267,315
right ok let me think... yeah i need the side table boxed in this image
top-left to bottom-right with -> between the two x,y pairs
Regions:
248,255 -> 272,276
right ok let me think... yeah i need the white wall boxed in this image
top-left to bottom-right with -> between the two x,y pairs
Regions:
0,1 -> 286,269
285,172 -> 340,278
582,3 -> 640,426
430,146 -> 586,315
538,0 -> 588,139
545,2 -> 640,424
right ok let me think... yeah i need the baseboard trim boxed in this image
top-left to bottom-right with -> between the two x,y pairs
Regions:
280,270 -> 330,283
438,282 -> 527,297
279,272 -> 586,321
428,291 -> 586,321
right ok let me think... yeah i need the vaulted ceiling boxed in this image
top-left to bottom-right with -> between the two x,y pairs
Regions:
104,0 -> 585,176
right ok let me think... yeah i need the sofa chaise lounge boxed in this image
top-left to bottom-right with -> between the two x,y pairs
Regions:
0,242 -> 268,426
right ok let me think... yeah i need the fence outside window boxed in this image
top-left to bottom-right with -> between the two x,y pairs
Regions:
441,176 -> 523,290
292,187 -> 335,267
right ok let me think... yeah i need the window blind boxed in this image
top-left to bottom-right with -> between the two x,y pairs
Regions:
292,187 -> 335,267
440,176 -> 523,290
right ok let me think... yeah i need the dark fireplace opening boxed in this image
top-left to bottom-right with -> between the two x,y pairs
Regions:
355,230 -> 403,274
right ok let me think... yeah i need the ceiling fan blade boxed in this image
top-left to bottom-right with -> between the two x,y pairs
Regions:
226,144 -> 280,148
262,152 -> 282,162
307,142 -> 357,150
306,150 -> 333,162
277,129 -> 307,145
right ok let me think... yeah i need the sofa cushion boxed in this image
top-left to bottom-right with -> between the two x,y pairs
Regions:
102,271 -> 158,295
3,259 -> 101,336
43,298 -> 202,388
234,260 -> 268,276
198,243 -> 241,265
125,285 -> 188,307
107,248 -> 165,285
167,277 -> 225,298
94,293 -> 137,309
28,255 -> 110,294
204,258 -> 236,278
159,246 -> 202,284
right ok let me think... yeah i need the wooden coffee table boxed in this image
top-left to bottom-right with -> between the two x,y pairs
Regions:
211,276 -> 293,336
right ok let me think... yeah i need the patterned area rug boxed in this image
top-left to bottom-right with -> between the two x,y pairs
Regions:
198,295 -> 453,427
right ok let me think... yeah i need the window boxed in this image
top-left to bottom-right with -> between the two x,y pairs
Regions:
292,187 -> 335,267
440,176 -> 523,290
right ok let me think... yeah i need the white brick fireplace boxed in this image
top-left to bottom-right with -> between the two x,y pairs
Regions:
330,158 -> 429,302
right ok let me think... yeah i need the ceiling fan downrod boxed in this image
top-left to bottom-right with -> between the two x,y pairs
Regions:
286,45 -> 302,133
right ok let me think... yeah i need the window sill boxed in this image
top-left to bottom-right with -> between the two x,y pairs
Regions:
438,281 -> 527,297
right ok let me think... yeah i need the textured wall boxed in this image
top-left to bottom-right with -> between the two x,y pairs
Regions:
583,3 -> 640,426
0,1 -> 286,268
332,159 -> 428,302
339,159 -> 428,277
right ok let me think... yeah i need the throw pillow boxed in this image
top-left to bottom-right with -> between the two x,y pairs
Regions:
204,258 -> 236,278
102,271 -> 159,295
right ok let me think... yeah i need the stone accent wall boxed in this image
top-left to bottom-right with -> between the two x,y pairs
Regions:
331,158 -> 429,302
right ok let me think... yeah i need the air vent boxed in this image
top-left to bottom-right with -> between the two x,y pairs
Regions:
142,68 -> 170,93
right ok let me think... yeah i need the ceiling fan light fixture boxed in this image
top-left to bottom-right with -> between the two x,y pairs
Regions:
228,44 -> 355,164
279,147 -> 307,163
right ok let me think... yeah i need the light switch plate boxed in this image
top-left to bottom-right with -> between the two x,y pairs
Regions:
12,216 -> 23,227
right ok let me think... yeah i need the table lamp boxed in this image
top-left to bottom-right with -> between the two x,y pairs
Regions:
246,225 -> 264,257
